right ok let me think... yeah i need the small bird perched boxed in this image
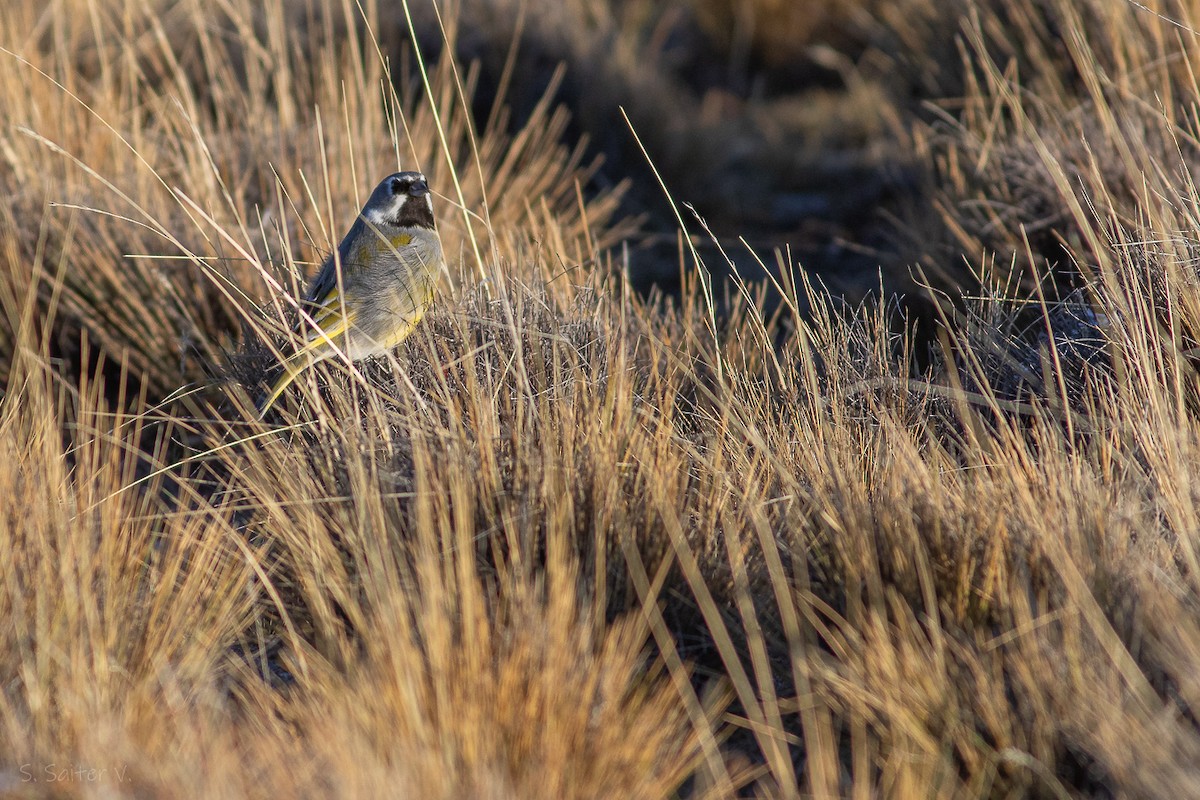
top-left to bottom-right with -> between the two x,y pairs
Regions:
258,171 -> 444,416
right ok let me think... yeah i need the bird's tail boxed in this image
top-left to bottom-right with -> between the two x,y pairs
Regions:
258,353 -> 314,418
258,309 -> 352,417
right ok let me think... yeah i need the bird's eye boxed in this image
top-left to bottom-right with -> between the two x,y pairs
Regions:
390,178 -> 404,194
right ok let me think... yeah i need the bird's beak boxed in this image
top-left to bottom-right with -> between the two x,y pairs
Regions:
409,180 -> 430,197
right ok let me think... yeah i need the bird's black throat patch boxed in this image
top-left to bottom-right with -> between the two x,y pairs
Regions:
391,196 -> 435,230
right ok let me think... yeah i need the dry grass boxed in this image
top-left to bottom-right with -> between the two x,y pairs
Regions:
5,0 -> 1200,798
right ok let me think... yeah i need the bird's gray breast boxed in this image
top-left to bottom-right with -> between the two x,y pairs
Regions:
375,227 -> 441,315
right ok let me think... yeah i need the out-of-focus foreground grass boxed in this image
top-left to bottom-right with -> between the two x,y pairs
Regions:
3,0 -> 1200,797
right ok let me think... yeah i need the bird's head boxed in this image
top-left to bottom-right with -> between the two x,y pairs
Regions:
363,171 -> 434,229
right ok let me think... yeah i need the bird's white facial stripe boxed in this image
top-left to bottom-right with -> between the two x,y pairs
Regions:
366,194 -> 407,226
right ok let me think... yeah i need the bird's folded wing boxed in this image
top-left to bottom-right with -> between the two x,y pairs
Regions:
301,301 -> 353,349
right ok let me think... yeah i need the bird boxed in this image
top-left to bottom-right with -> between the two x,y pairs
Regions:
258,171 -> 444,416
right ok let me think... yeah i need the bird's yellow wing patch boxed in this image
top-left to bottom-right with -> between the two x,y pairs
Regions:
304,308 -> 353,348
309,286 -> 344,327
313,303 -> 339,327
314,286 -> 339,307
